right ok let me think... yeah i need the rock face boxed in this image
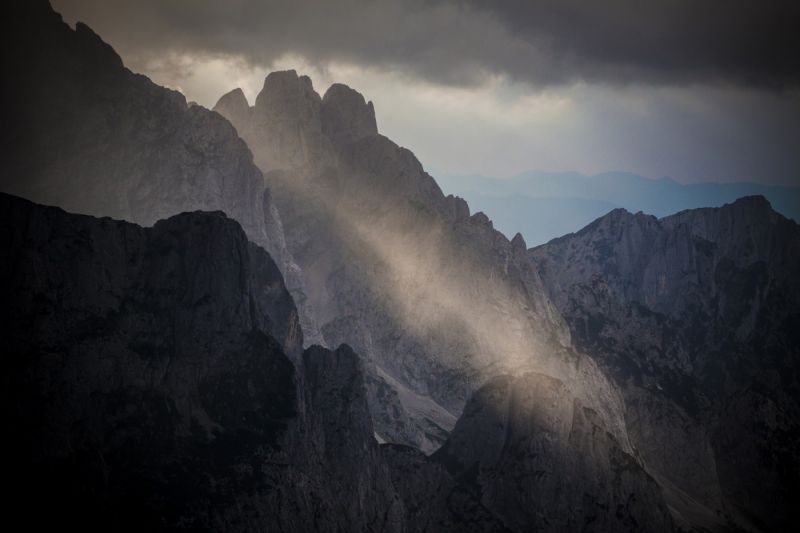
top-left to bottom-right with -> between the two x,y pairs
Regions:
2,192 -> 514,532
213,73 -> 629,459
0,0 -> 322,345
214,88 -> 252,134
321,83 -> 379,150
435,373 -> 674,533
529,197 -> 800,532
383,444 -> 511,533
2,192 -> 304,529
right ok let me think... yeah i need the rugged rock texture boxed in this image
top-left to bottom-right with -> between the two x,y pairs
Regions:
214,73 -> 629,458
248,71 -> 336,172
214,88 -> 252,135
383,444 -> 510,532
2,192 -> 516,532
0,194 -> 393,530
0,1 -> 322,345
321,83 -> 379,150
435,373 -> 674,533
529,197 -> 800,532
2,192 -> 304,529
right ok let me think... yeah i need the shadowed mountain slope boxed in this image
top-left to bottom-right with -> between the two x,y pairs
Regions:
2,192 -> 509,532
530,197 -> 800,531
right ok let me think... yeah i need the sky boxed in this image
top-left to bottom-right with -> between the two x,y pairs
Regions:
52,0 -> 800,186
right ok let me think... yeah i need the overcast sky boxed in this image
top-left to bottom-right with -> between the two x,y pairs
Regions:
52,0 -> 800,185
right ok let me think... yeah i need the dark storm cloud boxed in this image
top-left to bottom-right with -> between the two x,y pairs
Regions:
463,0 -> 800,88
52,0 -> 800,89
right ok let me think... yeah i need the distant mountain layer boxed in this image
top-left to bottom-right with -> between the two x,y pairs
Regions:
433,171 -> 800,246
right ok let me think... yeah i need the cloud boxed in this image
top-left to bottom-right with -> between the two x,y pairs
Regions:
51,0 -> 800,89
49,0 -> 800,186
462,0 -> 800,89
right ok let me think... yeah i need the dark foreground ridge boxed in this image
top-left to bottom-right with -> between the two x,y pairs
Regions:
0,194 -> 501,531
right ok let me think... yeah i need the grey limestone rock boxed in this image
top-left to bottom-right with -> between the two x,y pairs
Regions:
321,83 -> 378,150
529,197 -> 800,531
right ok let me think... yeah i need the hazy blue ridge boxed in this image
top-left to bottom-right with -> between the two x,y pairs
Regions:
433,170 -> 800,246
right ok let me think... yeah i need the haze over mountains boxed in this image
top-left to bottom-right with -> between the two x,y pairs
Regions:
2,2 -> 797,532
435,171 -> 800,246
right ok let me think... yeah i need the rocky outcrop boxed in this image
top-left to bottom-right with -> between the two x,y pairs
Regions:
0,1 -> 322,345
435,373 -> 674,533
321,83 -> 378,150
214,88 -> 252,134
529,197 -> 800,531
247,70 -> 336,171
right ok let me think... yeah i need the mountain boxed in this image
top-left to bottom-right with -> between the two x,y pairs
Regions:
213,75 -> 630,457
0,0 -> 322,344
433,171 -> 800,246
529,197 -> 800,531
3,2 -> 796,531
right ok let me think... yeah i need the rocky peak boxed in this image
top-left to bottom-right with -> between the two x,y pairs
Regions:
731,194 -> 772,210
247,70 -> 333,170
213,87 -> 251,132
254,69 -> 322,125
321,83 -> 378,150
219,69 -> 596,453
446,194 -> 471,221
510,232 -> 527,252
470,211 -> 493,229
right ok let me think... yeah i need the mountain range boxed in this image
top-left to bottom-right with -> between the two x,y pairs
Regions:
2,2 -> 797,532
434,170 -> 800,246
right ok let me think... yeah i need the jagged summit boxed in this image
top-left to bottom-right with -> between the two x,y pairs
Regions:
214,68 -> 603,456
215,69 -> 333,171
213,87 -> 250,128
510,232 -> 527,251
321,83 -> 378,149
215,72 -> 382,169
539,207 -> 660,247
255,69 -> 320,110
470,211 -> 493,228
